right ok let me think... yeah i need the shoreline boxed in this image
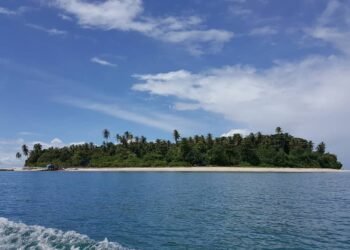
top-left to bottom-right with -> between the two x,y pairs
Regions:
6,167 -> 348,173
63,167 -> 348,173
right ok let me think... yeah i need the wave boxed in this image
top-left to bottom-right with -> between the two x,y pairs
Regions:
0,217 -> 130,250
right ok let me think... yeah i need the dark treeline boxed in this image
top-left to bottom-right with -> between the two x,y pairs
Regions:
18,128 -> 342,169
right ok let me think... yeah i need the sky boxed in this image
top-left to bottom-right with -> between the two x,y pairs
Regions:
0,0 -> 349,168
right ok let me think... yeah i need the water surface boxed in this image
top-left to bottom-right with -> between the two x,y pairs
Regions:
0,172 -> 349,249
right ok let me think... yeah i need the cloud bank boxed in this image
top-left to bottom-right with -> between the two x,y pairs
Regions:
133,55 -> 349,139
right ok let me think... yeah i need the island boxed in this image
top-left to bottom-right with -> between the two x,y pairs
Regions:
16,127 -> 342,169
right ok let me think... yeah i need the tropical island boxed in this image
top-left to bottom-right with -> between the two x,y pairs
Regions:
16,127 -> 342,169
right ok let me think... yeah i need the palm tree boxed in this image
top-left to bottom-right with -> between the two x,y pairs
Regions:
33,143 -> 42,152
22,144 -> 29,158
103,129 -> 110,142
275,127 -> 282,134
15,152 -> 22,159
206,133 -> 213,145
173,130 -> 180,143
116,134 -> 121,144
140,136 -> 147,144
317,142 -> 326,154
233,134 -> 242,146
124,131 -> 133,143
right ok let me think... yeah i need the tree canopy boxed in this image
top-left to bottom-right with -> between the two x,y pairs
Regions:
22,128 -> 342,169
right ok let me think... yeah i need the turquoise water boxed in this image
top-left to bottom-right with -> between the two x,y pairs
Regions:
0,172 -> 350,249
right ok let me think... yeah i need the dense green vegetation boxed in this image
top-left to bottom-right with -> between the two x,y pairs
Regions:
18,128 -> 342,169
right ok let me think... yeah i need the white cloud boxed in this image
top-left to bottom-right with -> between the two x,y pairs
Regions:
229,6 -> 252,17
18,131 -> 41,136
51,138 -> 63,145
0,139 -> 25,167
173,102 -> 201,111
308,0 -> 350,55
0,6 -> 17,15
58,13 -> 73,21
52,0 -> 233,54
249,26 -> 277,36
221,129 -> 250,137
26,23 -> 68,36
228,0 -> 247,3
58,97 -> 200,133
90,57 -> 117,67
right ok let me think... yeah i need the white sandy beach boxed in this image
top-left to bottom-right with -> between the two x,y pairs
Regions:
61,167 -> 348,173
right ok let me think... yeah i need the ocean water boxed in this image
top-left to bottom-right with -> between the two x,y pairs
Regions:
0,172 -> 350,249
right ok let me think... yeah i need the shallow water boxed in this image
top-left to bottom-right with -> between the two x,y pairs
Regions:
1,172 -> 350,249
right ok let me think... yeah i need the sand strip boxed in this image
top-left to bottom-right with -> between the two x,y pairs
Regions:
62,167 -> 348,173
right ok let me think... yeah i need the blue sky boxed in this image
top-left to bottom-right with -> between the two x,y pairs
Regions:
1,0 -> 349,167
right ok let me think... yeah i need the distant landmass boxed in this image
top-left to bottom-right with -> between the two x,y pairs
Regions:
17,127 -> 342,169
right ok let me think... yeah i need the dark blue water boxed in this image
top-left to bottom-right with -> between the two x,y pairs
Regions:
0,172 -> 350,249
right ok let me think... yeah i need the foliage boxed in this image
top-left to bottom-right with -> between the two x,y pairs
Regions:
22,129 -> 342,169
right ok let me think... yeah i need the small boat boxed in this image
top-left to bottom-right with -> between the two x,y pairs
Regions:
46,164 -> 60,171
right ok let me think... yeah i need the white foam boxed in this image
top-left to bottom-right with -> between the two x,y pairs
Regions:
0,217 -> 130,250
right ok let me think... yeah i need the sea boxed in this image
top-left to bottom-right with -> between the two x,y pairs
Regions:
0,172 -> 350,249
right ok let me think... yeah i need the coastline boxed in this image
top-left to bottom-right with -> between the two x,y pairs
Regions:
7,167 -> 348,173
63,167 -> 348,172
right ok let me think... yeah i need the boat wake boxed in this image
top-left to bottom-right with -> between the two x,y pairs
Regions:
0,217 -> 130,250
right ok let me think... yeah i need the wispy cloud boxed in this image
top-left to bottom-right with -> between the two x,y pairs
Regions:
52,0 -> 233,54
221,129 -> 250,137
229,6 -> 252,18
0,6 -> 17,15
58,97 -> 199,133
26,23 -> 68,36
307,0 -> 350,55
58,13 -> 73,21
90,57 -> 117,67
18,131 -> 42,136
0,6 -> 32,16
249,26 -> 277,36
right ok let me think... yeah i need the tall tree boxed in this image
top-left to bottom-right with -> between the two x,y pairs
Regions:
317,142 -> 326,154
206,133 -> 213,146
15,152 -> 22,159
33,143 -> 42,152
124,131 -> 133,143
22,144 -> 29,157
140,136 -> 147,144
116,134 -> 121,144
103,129 -> 110,142
173,130 -> 180,143
275,127 -> 282,134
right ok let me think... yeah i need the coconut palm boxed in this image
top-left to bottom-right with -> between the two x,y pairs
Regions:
22,144 -> 29,157
317,142 -> 326,154
15,152 -> 22,159
275,127 -> 282,134
124,131 -> 133,144
103,129 -> 110,142
173,130 -> 180,143
116,134 -> 122,144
